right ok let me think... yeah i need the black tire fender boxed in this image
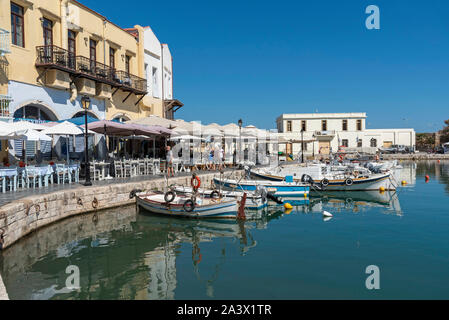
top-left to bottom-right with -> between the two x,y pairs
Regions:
210,190 -> 220,199
164,191 -> 176,203
321,178 -> 329,187
183,199 -> 195,212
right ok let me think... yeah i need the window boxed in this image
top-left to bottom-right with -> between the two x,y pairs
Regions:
42,18 -> 53,46
152,67 -> 159,98
322,120 -> 327,131
357,139 -> 362,147
89,39 -> 96,71
342,119 -> 348,131
109,47 -> 115,69
287,121 -> 292,132
11,3 -> 24,47
68,30 -> 76,68
342,139 -> 348,147
125,55 -> 130,75
357,119 -> 362,131
301,120 -> 306,132
370,138 -> 377,147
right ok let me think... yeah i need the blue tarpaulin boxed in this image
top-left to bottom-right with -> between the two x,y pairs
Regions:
58,116 -> 100,126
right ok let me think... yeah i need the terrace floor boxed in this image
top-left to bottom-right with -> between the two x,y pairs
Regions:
0,169 -> 239,207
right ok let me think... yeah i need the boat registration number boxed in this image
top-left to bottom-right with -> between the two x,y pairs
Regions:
267,188 -> 277,192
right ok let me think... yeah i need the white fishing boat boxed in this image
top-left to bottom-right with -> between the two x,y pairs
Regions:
250,165 -> 396,191
136,192 -> 238,219
172,186 -> 268,210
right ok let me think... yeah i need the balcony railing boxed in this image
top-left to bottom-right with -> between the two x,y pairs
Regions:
75,56 -> 115,84
0,28 -> 11,56
114,70 -> 147,94
0,94 -> 13,117
36,45 -> 76,72
35,45 -> 147,94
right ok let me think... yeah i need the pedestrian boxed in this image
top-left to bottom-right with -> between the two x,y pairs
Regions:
166,146 -> 174,177
218,147 -> 224,170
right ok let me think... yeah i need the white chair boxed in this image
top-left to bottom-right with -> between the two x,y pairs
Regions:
89,163 -> 101,181
55,164 -> 68,184
123,160 -> 132,178
25,166 -> 40,188
114,160 -> 124,178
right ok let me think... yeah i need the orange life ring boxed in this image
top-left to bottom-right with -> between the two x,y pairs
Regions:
191,175 -> 201,191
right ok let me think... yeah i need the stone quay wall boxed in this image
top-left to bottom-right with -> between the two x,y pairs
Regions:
381,153 -> 449,160
0,172 -> 242,250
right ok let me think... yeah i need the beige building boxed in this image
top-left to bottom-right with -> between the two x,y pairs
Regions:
0,0 -> 182,123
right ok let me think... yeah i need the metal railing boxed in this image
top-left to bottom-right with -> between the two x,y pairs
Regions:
36,45 -> 75,70
0,94 -> 12,117
114,70 -> 147,94
36,45 -> 147,94
75,56 -> 114,83
0,28 -> 11,56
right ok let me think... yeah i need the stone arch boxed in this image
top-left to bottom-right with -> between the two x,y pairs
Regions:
12,100 -> 59,121
68,110 -> 101,120
111,112 -> 131,122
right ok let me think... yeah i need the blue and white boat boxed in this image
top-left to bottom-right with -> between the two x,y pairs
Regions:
213,177 -> 309,198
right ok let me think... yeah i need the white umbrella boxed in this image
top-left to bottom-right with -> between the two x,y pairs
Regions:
42,121 -> 87,163
19,129 -> 51,164
41,121 -> 84,136
169,134 -> 204,141
22,129 -> 52,142
0,122 -> 27,139
9,121 -> 47,131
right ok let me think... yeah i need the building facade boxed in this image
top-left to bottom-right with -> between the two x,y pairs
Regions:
0,0 -> 182,123
276,113 -> 415,156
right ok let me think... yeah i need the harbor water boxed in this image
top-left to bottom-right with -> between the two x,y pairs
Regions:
1,161 -> 448,299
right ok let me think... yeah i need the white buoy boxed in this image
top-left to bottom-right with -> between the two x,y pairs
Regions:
322,210 -> 333,217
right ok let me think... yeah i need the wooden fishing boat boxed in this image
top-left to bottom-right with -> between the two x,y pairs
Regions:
136,192 -> 238,219
172,186 -> 268,210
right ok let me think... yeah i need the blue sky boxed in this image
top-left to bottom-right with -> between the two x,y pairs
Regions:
81,0 -> 449,132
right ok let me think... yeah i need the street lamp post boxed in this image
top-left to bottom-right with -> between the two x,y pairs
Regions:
81,95 -> 92,186
238,119 -> 243,165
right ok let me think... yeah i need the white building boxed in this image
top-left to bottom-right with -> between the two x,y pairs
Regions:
142,27 -> 180,120
276,113 -> 415,156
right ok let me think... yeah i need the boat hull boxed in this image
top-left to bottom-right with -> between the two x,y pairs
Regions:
213,178 -> 310,197
173,186 -> 268,210
136,193 -> 238,219
250,170 -> 395,191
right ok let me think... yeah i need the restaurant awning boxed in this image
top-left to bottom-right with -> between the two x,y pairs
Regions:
88,120 -> 161,137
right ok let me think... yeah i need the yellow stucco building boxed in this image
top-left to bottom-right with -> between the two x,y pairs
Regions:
0,0 -> 180,123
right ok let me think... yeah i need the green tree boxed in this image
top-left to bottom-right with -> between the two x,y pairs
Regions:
440,119 -> 449,143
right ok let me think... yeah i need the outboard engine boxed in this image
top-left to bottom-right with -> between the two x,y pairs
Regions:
301,174 -> 314,185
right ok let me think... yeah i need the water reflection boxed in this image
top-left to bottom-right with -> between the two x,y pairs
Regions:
0,205 -> 284,300
1,162 -> 434,300
309,191 -> 402,216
